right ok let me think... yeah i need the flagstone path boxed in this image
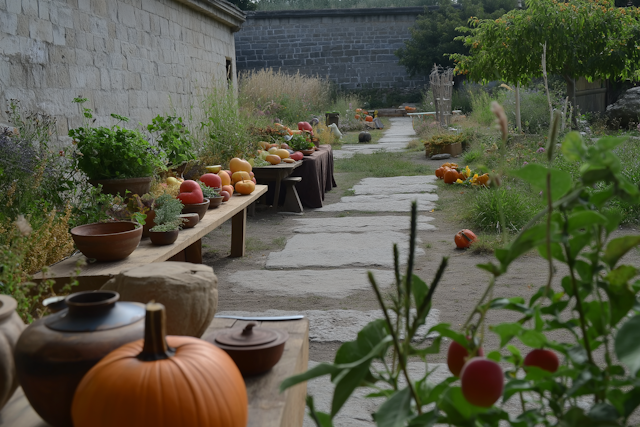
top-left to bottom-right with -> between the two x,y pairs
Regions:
332,117 -> 416,159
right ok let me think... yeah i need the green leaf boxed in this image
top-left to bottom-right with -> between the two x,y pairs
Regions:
423,376 -> 456,404
510,164 -> 572,201
439,387 -> 488,422
487,350 -> 501,362
331,362 -> 371,416
490,323 -> 522,348
588,403 -> 619,422
281,363 -> 340,391
429,323 -> 468,345
567,211 -> 608,233
562,131 -> 585,162
503,379 -> 532,402
519,329 -> 547,348
607,265 -> 638,287
615,315 -> 640,376
603,235 -> 640,268
567,345 -> 589,366
373,388 -> 413,427
411,274 -> 430,327
407,410 -> 439,427
476,262 -> 503,277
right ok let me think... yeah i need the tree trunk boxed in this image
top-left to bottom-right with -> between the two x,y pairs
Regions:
515,82 -> 522,133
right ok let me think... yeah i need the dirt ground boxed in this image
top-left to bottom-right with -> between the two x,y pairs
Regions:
202,151 -> 640,364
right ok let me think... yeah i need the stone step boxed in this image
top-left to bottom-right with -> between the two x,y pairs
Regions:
292,216 -> 436,234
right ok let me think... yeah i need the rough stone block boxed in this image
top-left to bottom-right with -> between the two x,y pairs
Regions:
52,23 -> 65,45
22,0 -> 36,16
90,15 -> 108,37
6,0 -> 21,14
0,10 -> 17,35
29,17 -> 53,43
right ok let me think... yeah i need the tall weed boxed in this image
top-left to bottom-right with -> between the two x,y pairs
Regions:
469,89 -> 506,126
468,186 -> 543,233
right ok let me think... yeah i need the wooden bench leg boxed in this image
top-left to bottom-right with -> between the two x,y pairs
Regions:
230,208 -> 246,257
283,184 -> 303,213
184,239 -> 202,263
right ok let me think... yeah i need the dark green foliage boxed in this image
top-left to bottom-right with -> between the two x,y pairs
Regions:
396,0 -> 518,77
147,115 -> 196,168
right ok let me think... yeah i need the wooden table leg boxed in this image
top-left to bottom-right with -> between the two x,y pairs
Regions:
272,176 -> 282,211
230,208 -> 246,257
184,239 -> 202,263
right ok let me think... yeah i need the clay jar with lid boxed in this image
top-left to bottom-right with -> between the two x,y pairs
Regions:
14,291 -> 145,427
204,322 -> 288,376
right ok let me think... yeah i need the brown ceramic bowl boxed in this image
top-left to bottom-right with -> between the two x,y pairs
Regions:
207,196 -> 224,209
203,323 -> 288,376
301,149 -> 314,156
181,199 -> 210,220
149,230 -> 179,246
70,221 -> 142,262
179,213 -> 199,228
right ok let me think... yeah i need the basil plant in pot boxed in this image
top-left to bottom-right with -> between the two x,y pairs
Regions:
148,194 -> 183,246
69,98 -> 166,197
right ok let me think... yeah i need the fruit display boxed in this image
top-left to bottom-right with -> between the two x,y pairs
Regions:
434,162 -> 490,187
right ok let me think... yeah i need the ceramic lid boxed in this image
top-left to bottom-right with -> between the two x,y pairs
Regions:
214,322 -> 278,347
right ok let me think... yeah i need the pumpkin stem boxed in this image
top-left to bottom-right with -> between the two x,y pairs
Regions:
138,302 -> 175,361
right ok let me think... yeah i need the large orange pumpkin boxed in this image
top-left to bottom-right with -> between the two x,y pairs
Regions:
444,169 -> 460,184
475,173 -> 490,187
365,115 -> 373,122
71,303 -> 248,427
455,229 -> 477,249
435,167 -> 445,179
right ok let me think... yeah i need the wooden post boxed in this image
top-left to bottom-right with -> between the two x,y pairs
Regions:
515,82 -> 522,133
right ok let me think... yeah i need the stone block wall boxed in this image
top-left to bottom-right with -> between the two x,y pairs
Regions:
234,7 -> 430,91
0,0 -> 244,135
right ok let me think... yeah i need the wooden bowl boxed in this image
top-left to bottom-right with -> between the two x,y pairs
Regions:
207,196 -> 224,209
179,213 -> 199,228
70,221 -> 142,261
181,199 -> 210,220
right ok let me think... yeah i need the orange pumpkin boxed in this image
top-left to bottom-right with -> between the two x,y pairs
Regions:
475,173 -> 490,187
71,303 -> 248,427
444,169 -> 460,184
231,171 -> 250,184
235,180 -> 256,195
365,115 -> 373,122
355,114 -> 361,120
455,229 -> 477,249
435,167 -> 446,179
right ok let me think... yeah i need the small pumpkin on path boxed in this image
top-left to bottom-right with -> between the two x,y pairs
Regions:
455,229 -> 477,249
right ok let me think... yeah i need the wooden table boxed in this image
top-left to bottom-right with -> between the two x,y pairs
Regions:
0,317 -> 309,427
252,161 -> 302,212
33,185 -> 267,292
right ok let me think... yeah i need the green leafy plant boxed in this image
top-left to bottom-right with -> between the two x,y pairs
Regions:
69,98 -> 166,180
147,115 -> 196,168
197,181 -> 220,198
149,194 -> 183,232
282,109 -> 640,426
288,134 -> 314,151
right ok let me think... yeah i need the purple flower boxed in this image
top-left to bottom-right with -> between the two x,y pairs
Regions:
523,161 -> 528,165
536,147 -> 545,153
539,191 -> 543,196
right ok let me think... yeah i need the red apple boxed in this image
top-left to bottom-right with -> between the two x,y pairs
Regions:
200,173 -> 222,188
524,349 -> 559,373
220,190 -> 231,202
177,180 -> 203,204
460,358 -> 503,408
447,340 -> 484,377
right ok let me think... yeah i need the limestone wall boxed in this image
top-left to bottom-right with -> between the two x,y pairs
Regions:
234,7 -> 430,91
0,0 -> 245,134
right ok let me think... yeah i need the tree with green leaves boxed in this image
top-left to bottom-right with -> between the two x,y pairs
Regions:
451,0 -> 640,122
395,0 -> 518,76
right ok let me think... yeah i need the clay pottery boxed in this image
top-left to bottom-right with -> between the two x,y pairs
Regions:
181,199 -> 210,220
14,290 -> 145,427
0,295 -> 25,410
70,221 -> 142,262
179,213 -> 199,228
207,195 -> 224,209
141,210 -> 156,238
149,229 -> 179,246
88,176 -> 152,198
203,322 -> 288,376
301,149 -> 314,156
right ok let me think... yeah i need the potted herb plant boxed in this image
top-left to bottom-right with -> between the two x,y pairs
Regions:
423,133 -> 464,157
288,134 -> 314,155
198,181 -> 223,209
69,98 -> 166,197
148,194 -> 183,245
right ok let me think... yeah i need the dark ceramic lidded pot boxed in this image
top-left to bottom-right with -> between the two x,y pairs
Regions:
14,291 -> 145,427
205,322 -> 288,376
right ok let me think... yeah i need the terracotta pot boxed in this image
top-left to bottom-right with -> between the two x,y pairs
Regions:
207,196 -> 224,209
141,210 -> 156,238
179,213 -> 199,228
149,229 -> 179,246
203,322 -> 288,376
181,199 -> 210,220
14,291 -> 145,427
88,176 -> 152,198
0,295 -> 25,410
70,221 -> 142,262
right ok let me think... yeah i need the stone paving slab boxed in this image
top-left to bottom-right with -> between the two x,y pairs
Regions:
265,231 -> 424,269
352,176 -> 437,195
292,216 -> 436,233
316,193 -> 438,213
226,269 -> 394,298
216,309 -> 440,343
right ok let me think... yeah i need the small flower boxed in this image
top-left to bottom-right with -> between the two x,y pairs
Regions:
536,147 -> 546,153
455,178 -> 463,184
523,161 -> 528,165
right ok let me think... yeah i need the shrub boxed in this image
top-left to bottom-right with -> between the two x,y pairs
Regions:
469,88 -> 506,126
468,186 -> 543,233
502,89 -> 552,134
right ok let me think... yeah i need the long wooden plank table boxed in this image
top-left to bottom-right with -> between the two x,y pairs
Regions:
33,185 -> 267,292
0,317 -> 309,427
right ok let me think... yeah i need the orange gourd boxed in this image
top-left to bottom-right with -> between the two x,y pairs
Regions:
455,229 -> 477,249
266,154 -> 281,165
435,167 -> 445,179
365,115 -> 373,122
355,114 -> 361,120
475,173 -> 490,187
444,169 -> 460,184
71,303 -> 248,427
235,180 -> 255,195
229,157 -> 252,174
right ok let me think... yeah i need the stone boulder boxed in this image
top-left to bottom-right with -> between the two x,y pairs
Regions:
101,262 -> 218,337
606,87 -> 640,127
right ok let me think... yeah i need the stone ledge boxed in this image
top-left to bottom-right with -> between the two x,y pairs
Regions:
173,0 -> 246,31
246,6 -> 439,20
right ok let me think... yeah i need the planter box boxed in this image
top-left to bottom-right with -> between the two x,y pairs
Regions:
425,142 -> 462,158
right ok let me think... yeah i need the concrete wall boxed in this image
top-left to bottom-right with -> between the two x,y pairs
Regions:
234,7 -> 430,91
0,0 -> 245,134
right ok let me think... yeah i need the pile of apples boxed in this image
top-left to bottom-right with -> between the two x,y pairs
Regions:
257,141 -> 305,165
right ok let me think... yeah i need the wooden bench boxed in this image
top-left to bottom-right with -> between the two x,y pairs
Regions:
282,176 -> 303,214
1,317 -> 310,427
34,185 -> 268,292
